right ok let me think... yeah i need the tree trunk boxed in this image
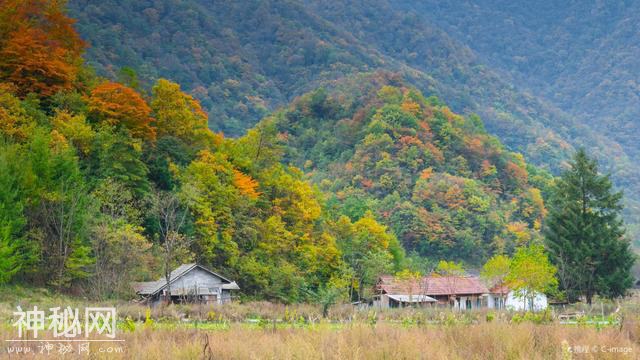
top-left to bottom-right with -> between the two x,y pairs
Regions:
322,304 -> 329,318
165,262 -> 172,305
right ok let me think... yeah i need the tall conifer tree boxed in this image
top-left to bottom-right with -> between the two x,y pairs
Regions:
545,149 -> 635,304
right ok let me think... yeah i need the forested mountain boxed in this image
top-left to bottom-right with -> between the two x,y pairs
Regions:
69,0 -> 578,165
68,0 -> 382,136
67,0 -> 640,246
391,0 -> 640,240
398,0 -> 640,156
0,0 -> 559,301
1,1 -> 416,301
264,73 -> 551,265
1,0 -> 636,302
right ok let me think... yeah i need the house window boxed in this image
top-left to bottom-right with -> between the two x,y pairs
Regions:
476,298 -> 481,308
465,299 -> 472,309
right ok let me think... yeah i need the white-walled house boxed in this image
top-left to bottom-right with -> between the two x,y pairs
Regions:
373,276 -> 548,311
487,285 -> 548,311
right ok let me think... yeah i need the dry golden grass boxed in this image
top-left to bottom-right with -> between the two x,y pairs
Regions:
2,321 -> 638,359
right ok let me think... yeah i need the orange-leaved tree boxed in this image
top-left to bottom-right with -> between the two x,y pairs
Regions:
87,81 -> 156,141
233,169 -> 260,200
0,0 -> 85,97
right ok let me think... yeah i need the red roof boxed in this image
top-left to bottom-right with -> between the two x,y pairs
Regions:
489,283 -> 510,294
376,275 -> 489,296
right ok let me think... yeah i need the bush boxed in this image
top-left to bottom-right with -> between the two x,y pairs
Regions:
512,310 -> 553,325
486,311 -> 495,323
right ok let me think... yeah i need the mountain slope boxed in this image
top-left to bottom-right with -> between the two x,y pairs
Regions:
68,0 -> 574,162
260,74 -> 551,265
396,0 -> 640,154
391,0 -> 640,239
68,0 -> 640,245
69,0 -> 384,135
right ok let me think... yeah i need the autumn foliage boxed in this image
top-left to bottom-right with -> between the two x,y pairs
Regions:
271,78 -> 553,264
151,79 -> 209,140
87,81 -> 156,141
0,0 -> 85,97
0,84 -> 34,140
233,169 -> 260,199
0,3 -> 561,303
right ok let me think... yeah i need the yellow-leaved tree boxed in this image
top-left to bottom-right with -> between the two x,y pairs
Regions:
151,79 -> 215,147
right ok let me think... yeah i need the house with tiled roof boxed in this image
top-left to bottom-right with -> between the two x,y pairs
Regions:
373,274 -> 490,309
374,274 -> 548,311
132,263 -> 239,306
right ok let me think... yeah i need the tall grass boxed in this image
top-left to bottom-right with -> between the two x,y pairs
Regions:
2,322 -> 637,359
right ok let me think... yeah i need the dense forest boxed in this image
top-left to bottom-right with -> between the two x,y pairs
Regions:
401,0 -> 640,157
394,0 -> 640,242
0,0 -> 579,303
0,0 -> 635,309
0,0 -> 358,301
66,0 -> 640,247
265,73 -> 551,266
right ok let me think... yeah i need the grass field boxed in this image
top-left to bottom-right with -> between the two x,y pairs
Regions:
2,322 -> 638,359
1,286 -> 639,359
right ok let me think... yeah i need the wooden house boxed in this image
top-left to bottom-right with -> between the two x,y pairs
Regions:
132,263 -> 239,306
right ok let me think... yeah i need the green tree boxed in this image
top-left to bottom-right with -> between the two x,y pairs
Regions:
0,226 -> 22,283
333,212 -> 401,301
395,268 -> 422,302
152,190 -> 193,303
480,254 -> 511,300
90,178 -> 152,299
151,79 -> 214,147
435,260 -> 465,277
91,128 -> 151,197
117,67 -> 141,91
90,221 -> 152,299
312,271 -> 351,317
0,142 -> 29,283
435,260 -> 465,305
544,149 -> 635,304
506,244 -> 557,310
27,131 -> 94,287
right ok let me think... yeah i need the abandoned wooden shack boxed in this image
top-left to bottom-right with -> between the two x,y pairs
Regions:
132,263 -> 239,305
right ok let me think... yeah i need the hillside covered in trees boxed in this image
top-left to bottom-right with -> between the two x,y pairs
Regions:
0,0 -> 399,301
67,0 -> 640,246
263,73 -> 551,267
401,0 -> 640,159
0,1 -> 569,302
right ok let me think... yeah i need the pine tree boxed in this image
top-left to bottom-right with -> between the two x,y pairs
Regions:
544,149 -> 635,304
